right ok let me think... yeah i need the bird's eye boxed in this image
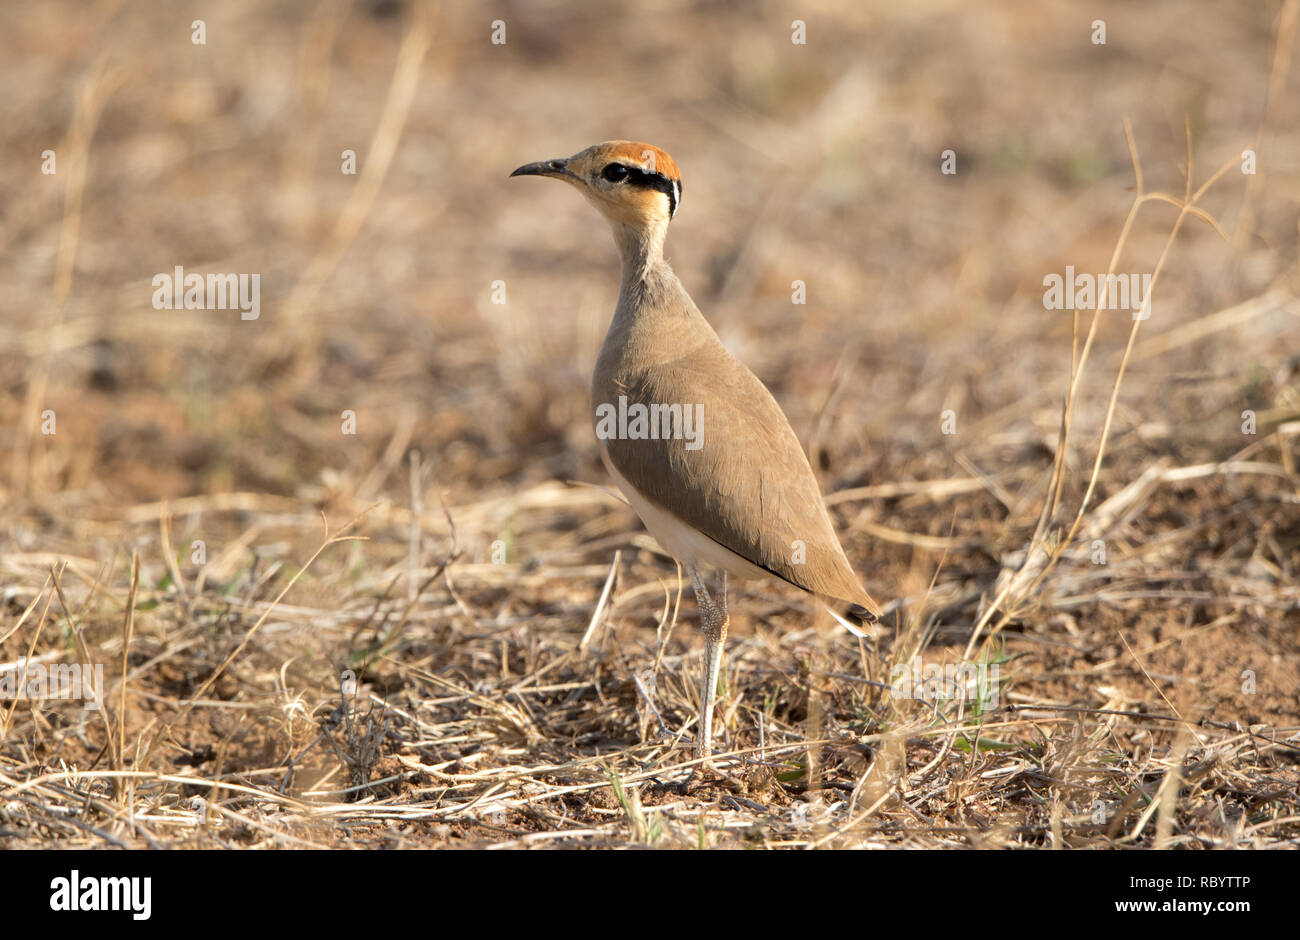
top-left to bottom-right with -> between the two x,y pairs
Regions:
601,163 -> 630,182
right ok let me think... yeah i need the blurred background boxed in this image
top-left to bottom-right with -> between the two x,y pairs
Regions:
0,0 -> 1297,847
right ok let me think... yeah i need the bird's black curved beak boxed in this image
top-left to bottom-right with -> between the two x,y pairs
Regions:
509,158 -> 572,180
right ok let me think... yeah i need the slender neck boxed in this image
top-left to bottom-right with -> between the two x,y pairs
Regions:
611,218 -> 668,285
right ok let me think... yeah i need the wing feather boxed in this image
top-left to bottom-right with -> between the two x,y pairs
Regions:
596,337 -> 877,612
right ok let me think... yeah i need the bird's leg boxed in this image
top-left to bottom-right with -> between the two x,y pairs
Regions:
689,568 -> 730,773
714,569 -> 728,753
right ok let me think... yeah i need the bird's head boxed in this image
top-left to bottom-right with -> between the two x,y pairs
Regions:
511,141 -> 682,232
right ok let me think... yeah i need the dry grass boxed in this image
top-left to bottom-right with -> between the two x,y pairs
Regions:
1,0 -> 1298,849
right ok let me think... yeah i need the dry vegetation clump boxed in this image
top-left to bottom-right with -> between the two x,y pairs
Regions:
1,1 -> 1298,848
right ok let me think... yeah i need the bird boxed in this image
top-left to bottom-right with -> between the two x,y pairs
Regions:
511,141 -> 882,770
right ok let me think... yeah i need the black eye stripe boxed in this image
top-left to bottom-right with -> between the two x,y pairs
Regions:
642,173 -> 678,219
601,163 -> 681,218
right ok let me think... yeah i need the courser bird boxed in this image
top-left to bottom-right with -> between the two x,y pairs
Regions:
511,141 -> 882,769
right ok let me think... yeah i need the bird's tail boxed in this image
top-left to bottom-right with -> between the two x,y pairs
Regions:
819,596 -> 882,639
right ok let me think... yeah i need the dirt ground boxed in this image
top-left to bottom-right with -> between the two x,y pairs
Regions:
1,0 -> 1298,848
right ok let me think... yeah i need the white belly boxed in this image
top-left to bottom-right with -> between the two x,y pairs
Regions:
600,448 -> 771,581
